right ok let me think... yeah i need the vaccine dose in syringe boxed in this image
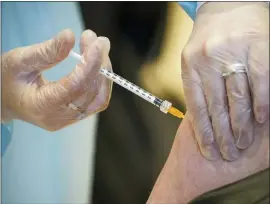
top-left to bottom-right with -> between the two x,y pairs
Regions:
69,51 -> 184,119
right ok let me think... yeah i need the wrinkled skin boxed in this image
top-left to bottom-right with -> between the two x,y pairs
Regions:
2,29 -> 113,131
147,113 -> 269,204
181,2 -> 269,161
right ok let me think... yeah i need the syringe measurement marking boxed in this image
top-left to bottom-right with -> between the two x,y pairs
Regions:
108,70 -> 151,99
69,51 -> 184,119
101,68 -> 159,107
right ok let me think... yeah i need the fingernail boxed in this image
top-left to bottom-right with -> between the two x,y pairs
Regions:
236,131 -> 253,149
221,144 -> 240,161
98,37 -> 110,55
202,144 -> 221,161
85,29 -> 96,38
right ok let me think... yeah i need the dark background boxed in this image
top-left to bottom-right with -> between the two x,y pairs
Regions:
80,2 -> 182,204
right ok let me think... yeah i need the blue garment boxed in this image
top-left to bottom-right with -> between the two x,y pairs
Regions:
178,1 -> 197,20
2,2 -> 97,204
1,122 -> 13,157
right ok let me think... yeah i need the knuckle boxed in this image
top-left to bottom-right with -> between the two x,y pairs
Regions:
41,37 -> 72,66
181,45 -> 194,65
204,38 -> 220,57
228,92 -> 251,106
209,102 -> 228,118
203,34 -> 230,58
227,88 -> 249,102
37,43 -> 57,66
68,73 -> 86,97
211,108 -> 229,122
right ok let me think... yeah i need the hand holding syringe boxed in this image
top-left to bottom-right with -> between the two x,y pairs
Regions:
69,51 -> 184,119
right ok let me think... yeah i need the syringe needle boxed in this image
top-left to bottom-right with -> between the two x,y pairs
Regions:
69,51 -> 185,119
168,107 -> 184,119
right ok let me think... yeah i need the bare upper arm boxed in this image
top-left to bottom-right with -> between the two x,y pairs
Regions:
147,113 -> 269,204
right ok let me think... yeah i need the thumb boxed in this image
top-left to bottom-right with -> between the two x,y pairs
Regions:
19,29 -> 75,73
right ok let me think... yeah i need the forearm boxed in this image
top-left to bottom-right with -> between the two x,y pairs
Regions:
147,113 -> 269,203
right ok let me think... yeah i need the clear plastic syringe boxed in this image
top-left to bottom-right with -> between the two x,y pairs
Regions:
69,51 -> 184,119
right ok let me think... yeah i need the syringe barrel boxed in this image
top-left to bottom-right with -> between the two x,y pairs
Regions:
69,51 -> 165,109
99,68 -> 161,107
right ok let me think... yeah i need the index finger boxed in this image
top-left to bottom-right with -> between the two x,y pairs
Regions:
39,38 -> 104,106
181,53 -> 220,161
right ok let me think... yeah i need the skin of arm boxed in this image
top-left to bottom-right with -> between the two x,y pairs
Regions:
147,112 -> 269,204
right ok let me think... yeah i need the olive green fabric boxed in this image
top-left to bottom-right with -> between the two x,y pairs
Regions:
79,3 -> 175,204
190,168 -> 269,204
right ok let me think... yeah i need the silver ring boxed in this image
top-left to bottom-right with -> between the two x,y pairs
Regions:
221,63 -> 246,77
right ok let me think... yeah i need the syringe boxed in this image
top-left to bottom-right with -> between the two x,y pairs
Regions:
69,51 -> 184,119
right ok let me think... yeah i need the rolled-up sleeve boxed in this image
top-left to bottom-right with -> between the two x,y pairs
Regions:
178,2 -> 206,20
178,2 -> 198,20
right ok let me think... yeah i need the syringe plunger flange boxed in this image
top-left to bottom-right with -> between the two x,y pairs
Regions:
160,100 -> 172,114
